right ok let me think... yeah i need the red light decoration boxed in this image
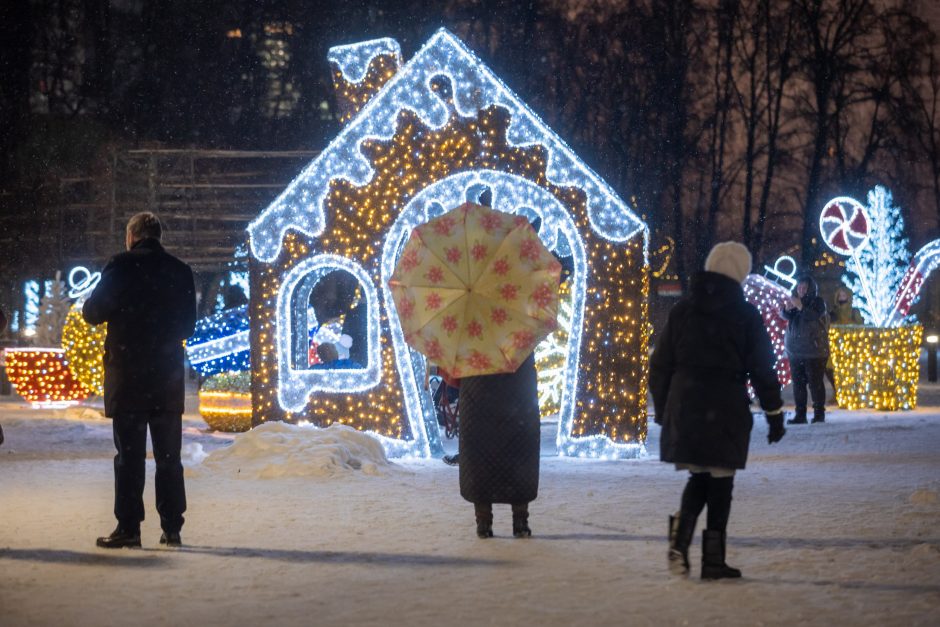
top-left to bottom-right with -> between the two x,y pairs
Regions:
3,348 -> 91,408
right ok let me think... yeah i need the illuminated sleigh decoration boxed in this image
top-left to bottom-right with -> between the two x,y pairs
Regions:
247,29 -> 651,458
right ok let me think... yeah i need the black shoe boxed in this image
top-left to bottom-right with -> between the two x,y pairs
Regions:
442,454 -> 459,466
160,531 -> 182,547
701,529 -> 742,580
787,413 -> 808,425
811,412 -> 825,424
96,527 -> 141,549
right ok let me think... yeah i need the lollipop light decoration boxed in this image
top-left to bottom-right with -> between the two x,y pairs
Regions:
820,186 -> 931,410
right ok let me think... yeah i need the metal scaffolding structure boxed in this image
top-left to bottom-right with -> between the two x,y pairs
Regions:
54,148 -> 317,273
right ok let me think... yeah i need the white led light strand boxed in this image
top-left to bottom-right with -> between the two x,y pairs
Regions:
250,30 -> 650,459
276,254 -> 381,411
743,274 -> 792,388
248,28 -> 644,264
328,37 -> 403,84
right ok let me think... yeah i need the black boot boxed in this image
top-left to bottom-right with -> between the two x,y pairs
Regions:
475,503 -> 493,539
811,409 -> 825,423
787,410 -> 807,425
96,525 -> 141,549
512,503 -> 531,538
668,513 -> 696,575
701,529 -> 741,580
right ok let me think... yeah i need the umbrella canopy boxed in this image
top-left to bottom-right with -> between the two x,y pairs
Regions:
388,202 -> 562,377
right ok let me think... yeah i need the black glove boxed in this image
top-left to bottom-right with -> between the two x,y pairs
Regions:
766,411 -> 785,444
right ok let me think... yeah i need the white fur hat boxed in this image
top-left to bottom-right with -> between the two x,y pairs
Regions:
704,241 -> 752,284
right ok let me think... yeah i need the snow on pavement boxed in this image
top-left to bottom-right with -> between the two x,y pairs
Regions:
1,394 -> 938,626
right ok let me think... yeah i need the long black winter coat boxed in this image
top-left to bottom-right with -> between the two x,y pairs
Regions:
83,238 -> 197,417
459,353 -> 540,504
782,276 -> 829,359
650,272 -> 782,470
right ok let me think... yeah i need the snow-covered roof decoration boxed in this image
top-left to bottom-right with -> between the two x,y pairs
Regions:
327,37 -> 403,84
248,28 -> 644,263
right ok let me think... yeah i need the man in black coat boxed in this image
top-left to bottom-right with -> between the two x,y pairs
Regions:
651,241 -> 785,580
781,273 -> 829,424
83,212 -> 197,548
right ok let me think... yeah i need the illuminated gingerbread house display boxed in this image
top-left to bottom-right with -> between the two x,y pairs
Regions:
247,29 -> 650,458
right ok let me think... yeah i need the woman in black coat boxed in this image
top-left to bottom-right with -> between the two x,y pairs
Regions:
458,353 -> 540,539
650,242 -> 785,579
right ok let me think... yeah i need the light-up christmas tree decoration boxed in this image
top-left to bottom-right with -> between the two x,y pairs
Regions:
247,29 -> 650,459
61,307 -> 106,396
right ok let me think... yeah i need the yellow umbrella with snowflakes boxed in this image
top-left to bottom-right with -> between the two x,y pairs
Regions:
388,202 -> 562,378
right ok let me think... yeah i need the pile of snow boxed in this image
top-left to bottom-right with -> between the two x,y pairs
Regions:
53,406 -> 107,421
198,421 -> 393,479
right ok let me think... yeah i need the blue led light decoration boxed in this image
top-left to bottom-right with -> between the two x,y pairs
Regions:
186,306 -> 250,377
247,29 -> 651,459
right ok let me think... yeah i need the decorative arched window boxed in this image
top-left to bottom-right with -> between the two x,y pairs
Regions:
276,254 -> 381,411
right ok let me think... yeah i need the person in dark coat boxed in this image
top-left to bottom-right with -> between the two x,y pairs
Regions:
83,212 -> 197,549
781,273 -> 829,424
458,353 -> 540,538
651,241 -> 785,580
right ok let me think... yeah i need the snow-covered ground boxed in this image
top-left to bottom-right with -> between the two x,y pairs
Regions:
1,386 -> 939,626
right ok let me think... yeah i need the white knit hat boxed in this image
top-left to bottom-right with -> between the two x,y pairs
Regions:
704,241 -> 752,284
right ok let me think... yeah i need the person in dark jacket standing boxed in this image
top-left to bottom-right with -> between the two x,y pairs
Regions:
83,212 -> 197,548
459,353 -> 540,539
651,242 -> 785,580
781,274 -> 829,424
